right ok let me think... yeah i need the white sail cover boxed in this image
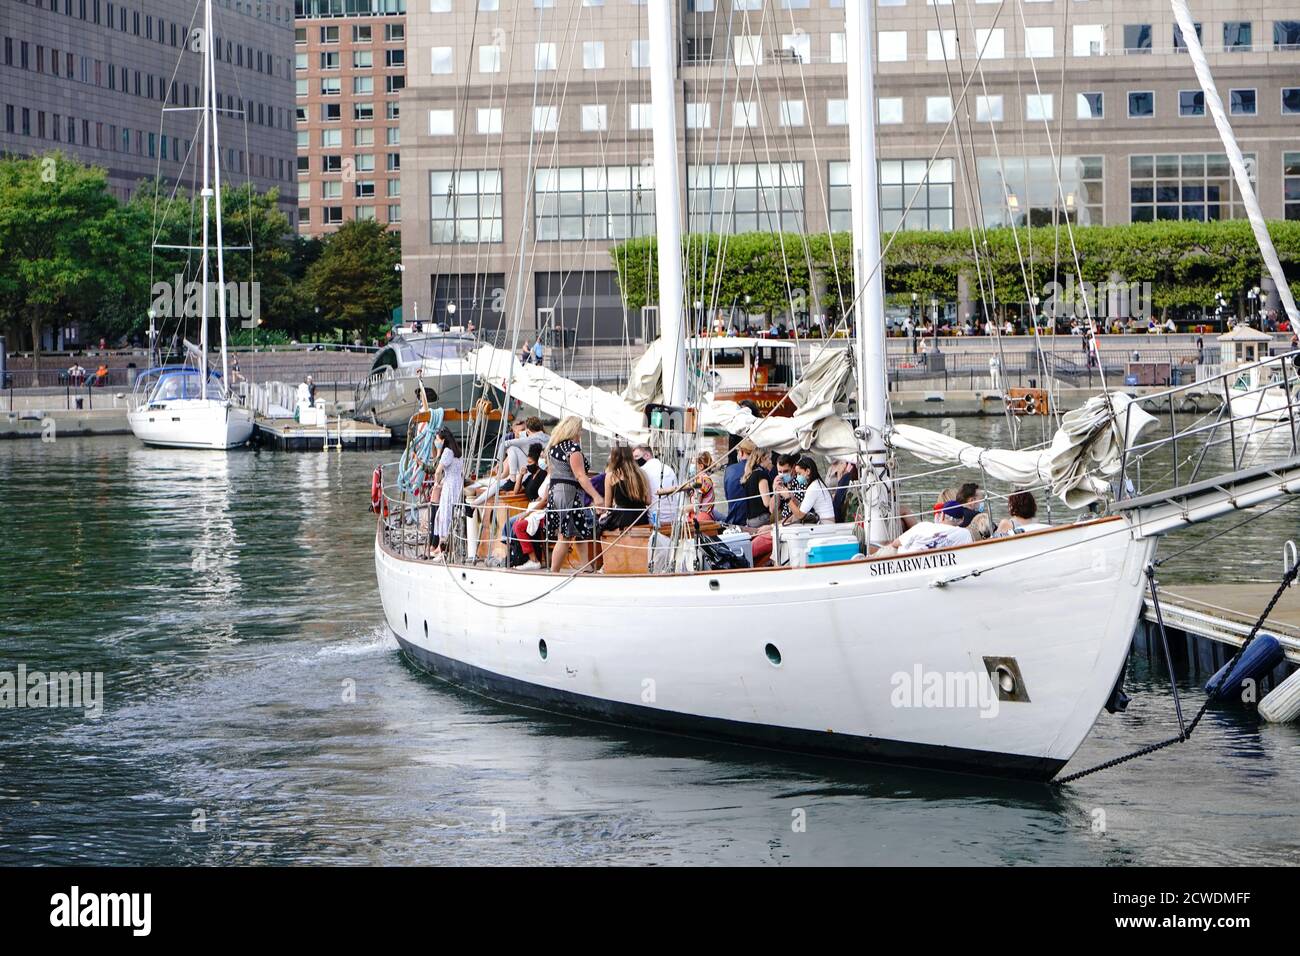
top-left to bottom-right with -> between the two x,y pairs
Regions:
1171,0 -> 1298,325
890,393 -> 1157,508
469,343 -> 1152,508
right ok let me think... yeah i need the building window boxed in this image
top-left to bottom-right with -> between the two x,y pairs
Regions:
479,45 -> 502,73
687,163 -> 803,234
1284,153 -> 1300,221
1075,92 -> 1103,120
630,41 -> 650,69
320,26 -> 339,44
830,158 -> 955,233
926,96 -> 953,123
355,102 -> 375,122
1224,22 -> 1252,50
1284,89 -> 1300,115
581,104 -> 608,132
533,106 -> 559,132
1173,21 -> 1201,51
976,95 -> 1003,123
1179,91 -> 1205,117
1129,153 -> 1256,222
583,41 -> 605,70
431,170 -> 503,243
779,100 -> 804,127
979,156 -> 1102,227
879,31 -> 906,63
433,274 -> 507,330
535,43 -> 556,71
477,107 -> 503,134
429,109 -> 455,136
685,103 -> 711,129
354,76 -> 373,95
976,28 -> 1004,59
1123,24 -> 1152,53
323,207 -> 343,225
878,97 -> 903,125
353,128 -> 374,147
431,47 -> 453,74
826,99 -> 847,126
1277,21 -> 1300,50
927,30 -> 956,62
1128,91 -> 1155,118
534,166 -> 655,241
353,24 -> 372,43
734,36 -> 763,66
1026,94 -> 1054,121
1230,89 -> 1256,116
385,24 -> 405,43
733,100 -> 759,128
1073,24 -> 1104,57
386,50 -> 405,68
1024,26 -> 1054,58
385,76 -> 405,94
352,51 -> 372,69
781,32 -> 810,63
432,0 -> 452,11
629,103 -> 652,129
830,33 -> 846,64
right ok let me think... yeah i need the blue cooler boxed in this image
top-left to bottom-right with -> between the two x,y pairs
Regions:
807,538 -> 860,565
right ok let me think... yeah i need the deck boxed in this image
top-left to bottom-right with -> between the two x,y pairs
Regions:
1141,583 -> 1300,671
253,415 -> 391,451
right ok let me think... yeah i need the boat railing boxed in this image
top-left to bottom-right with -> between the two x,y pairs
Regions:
1116,350 -> 1300,506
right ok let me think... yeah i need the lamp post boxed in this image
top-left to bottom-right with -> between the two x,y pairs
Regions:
1030,294 -> 1041,332
147,308 -> 157,366
1248,285 -> 1261,328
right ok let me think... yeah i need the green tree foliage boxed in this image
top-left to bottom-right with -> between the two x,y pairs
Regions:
612,220 -> 1300,322
0,153 -> 122,379
300,219 -> 401,343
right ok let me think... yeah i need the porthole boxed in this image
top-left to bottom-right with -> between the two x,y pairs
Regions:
539,639 -> 548,660
709,579 -> 720,591
765,643 -> 782,666
995,665 -> 1016,695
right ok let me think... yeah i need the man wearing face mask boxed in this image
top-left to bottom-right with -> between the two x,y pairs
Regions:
955,482 -> 993,540
634,443 -> 680,526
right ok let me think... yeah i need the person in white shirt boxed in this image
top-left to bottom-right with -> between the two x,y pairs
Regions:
634,443 -> 680,526
778,456 -> 836,525
994,490 -> 1051,537
880,501 -> 973,555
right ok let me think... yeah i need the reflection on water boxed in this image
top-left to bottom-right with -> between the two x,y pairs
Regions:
0,432 -> 1297,866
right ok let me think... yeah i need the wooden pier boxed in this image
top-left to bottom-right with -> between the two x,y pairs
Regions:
1139,584 -> 1300,678
252,415 -> 390,451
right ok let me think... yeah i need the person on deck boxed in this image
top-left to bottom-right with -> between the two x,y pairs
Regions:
428,427 -> 464,562
878,500 -> 972,555
777,457 -> 836,525
634,443 -> 681,526
994,490 -> 1051,537
545,416 -> 603,573
657,450 -> 721,524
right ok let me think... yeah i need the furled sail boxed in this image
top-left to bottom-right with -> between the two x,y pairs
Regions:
890,393 -> 1157,508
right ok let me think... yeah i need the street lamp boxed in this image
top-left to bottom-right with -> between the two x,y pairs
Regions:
1247,286 -> 1261,327
146,308 -> 157,365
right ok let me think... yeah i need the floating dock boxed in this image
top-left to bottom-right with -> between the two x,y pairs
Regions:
252,415 -> 391,451
1139,584 -> 1300,680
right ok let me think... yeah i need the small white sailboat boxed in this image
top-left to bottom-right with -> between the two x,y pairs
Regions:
371,0 -> 1300,779
128,0 -> 253,451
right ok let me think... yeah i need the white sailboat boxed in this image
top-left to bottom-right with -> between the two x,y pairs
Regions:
372,0 -> 1300,779
128,0 -> 253,451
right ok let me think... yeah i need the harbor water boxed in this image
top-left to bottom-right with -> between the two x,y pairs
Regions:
1,425 -> 1298,865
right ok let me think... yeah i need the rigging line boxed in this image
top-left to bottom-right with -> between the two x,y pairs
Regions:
833,4 -> 1008,352
1152,494 -> 1300,569
936,1 -> 1018,442
1013,0 -> 1109,398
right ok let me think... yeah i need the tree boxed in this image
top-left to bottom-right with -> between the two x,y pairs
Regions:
0,153 -> 122,381
301,220 -> 401,342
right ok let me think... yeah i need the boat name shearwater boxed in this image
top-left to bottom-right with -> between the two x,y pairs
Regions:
867,552 -> 958,576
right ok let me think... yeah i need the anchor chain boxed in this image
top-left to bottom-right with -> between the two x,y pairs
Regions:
1054,559 -> 1300,786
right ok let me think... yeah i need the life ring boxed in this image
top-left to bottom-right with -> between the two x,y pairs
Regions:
370,465 -> 387,516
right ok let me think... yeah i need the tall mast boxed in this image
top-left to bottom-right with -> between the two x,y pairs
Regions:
197,0 -> 213,395
1171,0 -> 1299,325
845,0 -> 891,544
647,0 -> 689,407
206,0 -> 231,393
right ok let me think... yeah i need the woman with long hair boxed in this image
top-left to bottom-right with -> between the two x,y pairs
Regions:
779,456 -> 835,525
429,426 -> 464,560
599,445 -> 651,532
544,416 -> 603,573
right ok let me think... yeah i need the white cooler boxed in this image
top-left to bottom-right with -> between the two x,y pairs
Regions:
776,523 -> 861,567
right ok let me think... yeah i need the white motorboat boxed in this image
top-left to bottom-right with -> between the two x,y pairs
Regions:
354,329 -> 489,438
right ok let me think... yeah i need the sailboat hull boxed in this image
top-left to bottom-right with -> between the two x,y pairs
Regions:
375,517 -> 1152,780
128,399 -> 254,450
